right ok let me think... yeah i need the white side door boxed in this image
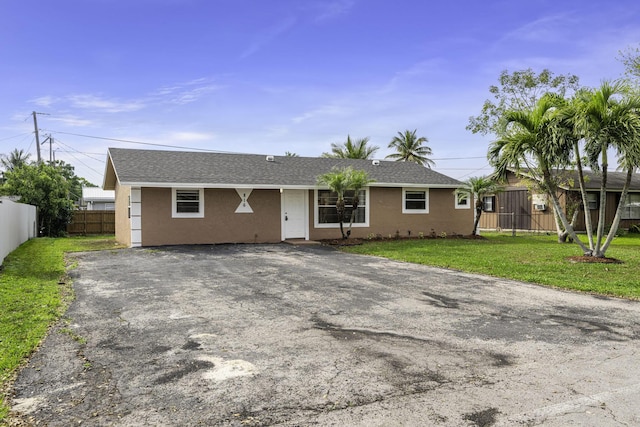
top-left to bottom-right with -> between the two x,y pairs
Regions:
282,190 -> 307,240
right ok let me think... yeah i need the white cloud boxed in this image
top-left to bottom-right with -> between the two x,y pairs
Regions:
68,94 -> 146,113
240,15 -> 297,59
291,103 -> 353,124
502,13 -> 573,43
152,78 -> 224,105
31,96 -> 56,107
311,0 -> 356,22
48,115 -> 94,127
169,131 -> 215,142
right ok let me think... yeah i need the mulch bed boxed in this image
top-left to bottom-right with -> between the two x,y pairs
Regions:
320,234 -> 486,246
566,256 -> 623,264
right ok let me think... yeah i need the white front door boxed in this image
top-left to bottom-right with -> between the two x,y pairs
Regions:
282,190 -> 307,239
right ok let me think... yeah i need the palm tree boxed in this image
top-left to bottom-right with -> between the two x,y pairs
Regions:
322,135 -> 379,159
317,167 -> 351,239
489,93 -> 592,254
1,148 -> 31,171
345,168 -> 374,237
457,176 -> 503,235
386,129 -> 435,168
570,81 -> 640,257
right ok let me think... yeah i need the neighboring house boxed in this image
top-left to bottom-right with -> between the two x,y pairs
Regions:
479,170 -> 640,232
80,187 -> 115,210
103,148 -> 473,247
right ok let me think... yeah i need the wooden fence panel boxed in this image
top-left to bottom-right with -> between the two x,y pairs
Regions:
67,210 -> 115,235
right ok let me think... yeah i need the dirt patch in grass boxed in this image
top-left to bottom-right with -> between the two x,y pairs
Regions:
566,256 -> 623,264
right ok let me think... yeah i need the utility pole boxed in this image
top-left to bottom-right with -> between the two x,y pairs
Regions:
48,135 -> 53,164
32,111 -> 41,164
31,111 -> 50,164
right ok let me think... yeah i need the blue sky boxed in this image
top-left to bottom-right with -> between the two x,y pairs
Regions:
1,0 -> 638,185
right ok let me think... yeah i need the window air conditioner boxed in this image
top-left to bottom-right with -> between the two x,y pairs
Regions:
533,203 -> 546,211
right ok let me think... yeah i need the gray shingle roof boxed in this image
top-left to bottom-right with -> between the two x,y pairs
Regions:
511,168 -> 640,191
106,148 -> 461,188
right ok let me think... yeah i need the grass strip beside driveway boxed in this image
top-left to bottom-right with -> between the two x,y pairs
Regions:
342,233 -> 640,299
0,236 -> 122,421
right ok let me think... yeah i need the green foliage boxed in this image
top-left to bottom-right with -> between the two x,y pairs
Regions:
342,233 -> 640,299
0,236 -> 123,421
457,176 -> 504,235
317,167 -> 374,239
467,68 -> 581,136
1,163 -> 75,237
385,129 -> 435,168
53,160 -> 97,203
321,135 -> 379,159
618,44 -> 640,80
0,149 -> 30,172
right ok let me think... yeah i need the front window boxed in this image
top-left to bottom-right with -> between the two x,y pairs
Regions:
403,188 -> 429,214
455,191 -> 470,209
621,193 -> 640,219
172,188 -> 204,218
586,193 -> 598,210
316,189 -> 368,227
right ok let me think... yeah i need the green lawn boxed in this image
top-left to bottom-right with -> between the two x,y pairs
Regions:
342,232 -> 640,299
0,236 -> 123,422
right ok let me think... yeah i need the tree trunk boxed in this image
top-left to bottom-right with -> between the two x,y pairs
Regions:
593,149 -> 609,256
573,142 -> 594,249
472,200 -> 482,235
600,168 -> 633,256
347,195 -> 360,238
336,198 -> 347,239
542,168 -> 591,255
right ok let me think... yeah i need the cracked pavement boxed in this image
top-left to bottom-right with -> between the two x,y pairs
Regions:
8,244 -> 640,426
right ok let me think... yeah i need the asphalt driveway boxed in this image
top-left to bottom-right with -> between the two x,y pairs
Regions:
9,244 -> 640,426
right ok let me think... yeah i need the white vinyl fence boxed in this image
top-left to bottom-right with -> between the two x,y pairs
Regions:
0,197 -> 37,265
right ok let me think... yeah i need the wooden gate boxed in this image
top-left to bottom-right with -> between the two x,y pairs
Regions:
67,210 -> 115,235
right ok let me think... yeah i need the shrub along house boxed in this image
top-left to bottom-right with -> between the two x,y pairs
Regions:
103,148 -> 472,247
478,169 -> 640,232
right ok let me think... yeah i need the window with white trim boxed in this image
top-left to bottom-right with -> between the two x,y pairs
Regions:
482,196 -> 495,212
455,191 -> 470,209
586,193 -> 598,210
402,188 -> 429,214
315,189 -> 368,227
621,193 -> 640,219
172,188 -> 204,218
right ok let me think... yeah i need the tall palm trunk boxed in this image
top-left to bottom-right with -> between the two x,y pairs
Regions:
573,141 -> 594,249
594,149 -> 608,257
347,194 -> 360,238
472,199 -> 483,235
336,198 -> 347,239
600,168 -> 633,255
541,168 -> 591,254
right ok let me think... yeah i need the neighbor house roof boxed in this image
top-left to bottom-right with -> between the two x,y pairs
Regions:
103,148 -> 462,190
82,187 -> 115,202
508,168 -> 640,192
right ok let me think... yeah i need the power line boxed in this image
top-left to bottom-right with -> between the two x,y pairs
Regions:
43,130 -> 234,153
0,132 -> 32,143
431,156 -> 486,161
53,137 -> 105,178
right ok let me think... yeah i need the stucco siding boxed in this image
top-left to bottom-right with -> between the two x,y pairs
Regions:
114,182 -> 132,247
308,187 -> 472,240
140,188 -> 281,246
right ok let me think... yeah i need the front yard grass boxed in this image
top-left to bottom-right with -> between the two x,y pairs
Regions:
341,232 -> 640,299
0,236 -> 123,422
